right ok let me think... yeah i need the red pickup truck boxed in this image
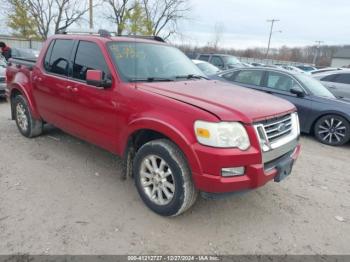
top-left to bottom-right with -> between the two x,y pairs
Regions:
6,31 -> 301,216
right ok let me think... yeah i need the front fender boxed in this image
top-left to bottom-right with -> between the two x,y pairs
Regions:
121,117 -> 202,176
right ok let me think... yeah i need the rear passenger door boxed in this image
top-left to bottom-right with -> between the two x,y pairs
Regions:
33,39 -> 75,127
262,71 -> 314,130
64,40 -> 117,152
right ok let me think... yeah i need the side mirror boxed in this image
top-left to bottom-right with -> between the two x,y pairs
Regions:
86,70 -> 112,88
290,88 -> 305,97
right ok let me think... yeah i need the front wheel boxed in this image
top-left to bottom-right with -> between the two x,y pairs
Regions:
314,114 -> 350,146
133,139 -> 198,216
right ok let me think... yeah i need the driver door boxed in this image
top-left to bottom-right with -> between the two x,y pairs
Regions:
63,40 -> 118,152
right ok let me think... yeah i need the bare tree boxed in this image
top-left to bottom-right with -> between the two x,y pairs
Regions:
25,0 -> 89,39
104,0 -> 133,35
54,0 -> 89,34
141,0 -> 190,39
26,0 -> 55,39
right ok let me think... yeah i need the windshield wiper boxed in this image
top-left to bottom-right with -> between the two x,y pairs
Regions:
129,77 -> 174,82
175,74 -> 209,80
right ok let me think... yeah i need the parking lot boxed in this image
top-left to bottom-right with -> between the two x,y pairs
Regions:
0,99 -> 349,255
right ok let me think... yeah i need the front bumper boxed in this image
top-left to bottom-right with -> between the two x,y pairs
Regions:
191,139 -> 301,194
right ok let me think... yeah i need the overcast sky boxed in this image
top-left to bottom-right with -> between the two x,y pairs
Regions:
1,0 -> 349,49
176,0 -> 350,49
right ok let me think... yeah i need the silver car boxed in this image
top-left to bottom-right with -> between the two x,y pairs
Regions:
0,59 -> 6,97
313,70 -> 350,99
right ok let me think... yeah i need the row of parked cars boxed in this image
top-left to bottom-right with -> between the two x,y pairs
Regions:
192,54 -> 350,146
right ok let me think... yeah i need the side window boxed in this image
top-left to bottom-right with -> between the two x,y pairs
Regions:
73,41 -> 110,81
334,74 -> 350,85
234,70 -> 263,86
321,74 -> 337,82
198,55 -> 210,62
266,72 -> 299,92
222,72 -> 235,80
211,56 -> 224,68
47,39 -> 74,76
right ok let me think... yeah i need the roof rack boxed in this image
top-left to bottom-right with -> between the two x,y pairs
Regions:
56,29 -> 165,42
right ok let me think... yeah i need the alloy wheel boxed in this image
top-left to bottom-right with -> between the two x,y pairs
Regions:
140,155 -> 175,206
16,103 -> 28,132
317,117 -> 347,144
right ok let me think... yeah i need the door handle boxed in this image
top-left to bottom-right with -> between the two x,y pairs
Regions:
66,85 -> 73,91
72,87 -> 79,92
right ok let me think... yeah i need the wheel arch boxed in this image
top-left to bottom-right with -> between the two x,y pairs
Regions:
9,84 -> 40,120
121,118 -> 202,180
310,111 -> 350,135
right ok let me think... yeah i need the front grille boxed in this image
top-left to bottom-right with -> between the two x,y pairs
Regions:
0,77 -> 5,83
259,114 -> 293,143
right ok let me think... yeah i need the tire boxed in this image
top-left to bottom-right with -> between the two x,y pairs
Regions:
13,95 -> 43,138
133,139 -> 198,216
314,114 -> 350,146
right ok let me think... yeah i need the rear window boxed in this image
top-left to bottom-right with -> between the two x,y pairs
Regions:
45,39 -> 74,76
198,55 -> 210,62
335,74 -> 350,84
321,74 -> 337,82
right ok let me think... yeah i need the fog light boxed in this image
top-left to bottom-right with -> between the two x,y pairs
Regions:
221,167 -> 245,177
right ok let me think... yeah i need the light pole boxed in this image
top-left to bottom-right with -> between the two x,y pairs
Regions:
265,19 -> 280,59
313,40 -> 324,65
89,0 -> 94,31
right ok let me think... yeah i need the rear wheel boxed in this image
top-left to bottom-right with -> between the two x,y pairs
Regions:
314,114 -> 350,146
133,139 -> 198,216
14,95 -> 43,138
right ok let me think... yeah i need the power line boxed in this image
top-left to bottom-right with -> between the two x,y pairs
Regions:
313,40 -> 324,65
265,19 -> 280,59
89,0 -> 94,30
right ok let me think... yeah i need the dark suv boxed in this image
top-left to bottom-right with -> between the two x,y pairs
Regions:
196,54 -> 245,70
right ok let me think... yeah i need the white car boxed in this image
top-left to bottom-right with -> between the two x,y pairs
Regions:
192,59 -> 221,76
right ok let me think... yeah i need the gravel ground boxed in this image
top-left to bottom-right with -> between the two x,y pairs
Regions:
0,99 -> 349,255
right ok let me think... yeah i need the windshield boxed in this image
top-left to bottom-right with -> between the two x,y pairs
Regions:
196,62 -> 220,75
108,42 -> 205,82
297,74 -> 335,98
223,56 -> 240,65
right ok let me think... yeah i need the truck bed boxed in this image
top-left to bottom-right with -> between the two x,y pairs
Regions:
8,57 -> 37,70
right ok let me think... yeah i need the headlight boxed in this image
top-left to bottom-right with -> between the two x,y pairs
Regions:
194,121 -> 250,150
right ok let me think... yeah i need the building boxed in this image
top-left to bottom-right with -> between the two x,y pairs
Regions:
331,47 -> 350,67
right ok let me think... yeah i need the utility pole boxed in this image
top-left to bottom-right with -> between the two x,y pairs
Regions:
89,0 -> 93,31
313,40 -> 324,65
265,19 -> 280,59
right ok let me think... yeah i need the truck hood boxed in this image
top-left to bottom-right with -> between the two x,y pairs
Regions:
138,80 -> 296,123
